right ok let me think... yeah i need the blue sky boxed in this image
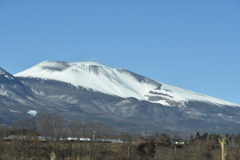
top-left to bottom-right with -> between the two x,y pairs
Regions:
0,0 -> 240,104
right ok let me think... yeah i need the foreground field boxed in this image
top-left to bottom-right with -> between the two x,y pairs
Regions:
0,138 -> 240,160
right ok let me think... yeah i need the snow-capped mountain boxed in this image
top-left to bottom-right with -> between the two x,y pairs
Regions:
15,61 -> 239,108
1,61 -> 240,135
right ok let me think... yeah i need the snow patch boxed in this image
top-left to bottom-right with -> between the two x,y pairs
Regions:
4,75 -> 14,80
185,109 -> 207,117
0,90 -> 10,97
154,100 -> 172,106
10,109 -> 20,113
213,113 -> 232,121
27,110 -> 37,116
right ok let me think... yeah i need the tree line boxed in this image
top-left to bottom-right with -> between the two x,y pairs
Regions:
0,112 -> 240,159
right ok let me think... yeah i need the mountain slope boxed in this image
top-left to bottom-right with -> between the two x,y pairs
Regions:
0,67 -> 43,123
1,61 -> 239,135
15,61 -> 240,108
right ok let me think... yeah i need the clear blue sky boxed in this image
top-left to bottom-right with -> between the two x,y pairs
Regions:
0,0 -> 240,104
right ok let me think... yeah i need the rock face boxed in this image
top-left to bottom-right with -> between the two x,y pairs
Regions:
0,61 -> 240,136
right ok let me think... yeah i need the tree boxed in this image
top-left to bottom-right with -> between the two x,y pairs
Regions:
157,133 -> 171,143
69,121 -> 83,139
38,113 -> 66,141
209,133 -> 221,146
12,117 -> 37,135
202,133 -> 208,141
120,132 -> 132,143
235,133 -> 240,147
83,121 -> 112,140
195,132 -> 201,140
0,123 -> 9,158
52,113 -> 66,141
147,140 -> 155,157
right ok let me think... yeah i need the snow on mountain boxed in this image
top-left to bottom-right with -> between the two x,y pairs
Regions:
27,110 -> 37,116
157,84 -> 239,107
15,61 -> 155,100
15,61 -> 240,107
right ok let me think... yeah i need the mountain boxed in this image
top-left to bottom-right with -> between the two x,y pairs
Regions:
15,61 -> 239,108
1,61 -> 240,136
0,67 -> 43,123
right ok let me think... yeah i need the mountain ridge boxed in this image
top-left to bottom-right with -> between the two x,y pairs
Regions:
14,61 -> 240,107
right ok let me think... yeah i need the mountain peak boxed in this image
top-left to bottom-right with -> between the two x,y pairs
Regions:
34,61 -> 110,73
39,60 -> 105,67
15,61 -> 153,101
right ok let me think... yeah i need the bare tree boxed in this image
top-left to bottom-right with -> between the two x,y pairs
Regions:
120,132 -> 132,143
12,116 -> 37,135
52,113 -> 66,141
38,113 -> 66,141
235,133 -> 240,147
69,121 -> 83,139
83,121 -> 112,140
